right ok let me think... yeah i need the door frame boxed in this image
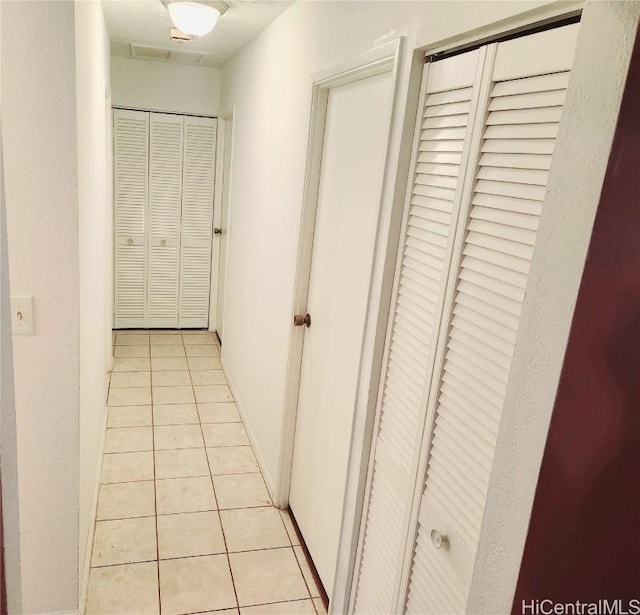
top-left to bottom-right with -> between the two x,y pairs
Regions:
276,37 -> 404,608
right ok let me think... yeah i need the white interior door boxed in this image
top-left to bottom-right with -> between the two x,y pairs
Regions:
289,70 -> 393,596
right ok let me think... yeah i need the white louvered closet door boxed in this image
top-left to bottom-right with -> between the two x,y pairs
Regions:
352,49 -> 486,615
147,113 -> 184,328
179,116 -> 217,328
114,109 -> 149,328
404,24 -> 579,614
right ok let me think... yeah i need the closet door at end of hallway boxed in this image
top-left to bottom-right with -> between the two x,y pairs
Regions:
404,23 -> 580,615
147,112 -> 184,328
114,109 -> 149,329
179,116 -> 217,329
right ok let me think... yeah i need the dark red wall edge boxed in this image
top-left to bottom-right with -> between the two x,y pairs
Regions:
512,24 -> 640,612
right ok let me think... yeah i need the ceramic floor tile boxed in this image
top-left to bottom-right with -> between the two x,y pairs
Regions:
110,371 -> 151,388
221,507 -> 290,552
213,474 -> 271,509
156,476 -> 217,514
154,424 -> 204,450
191,369 -> 227,385
151,344 -> 186,358
294,546 -> 322,598
115,334 -> 150,346
202,423 -> 249,447
279,510 -> 301,546
182,333 -> 216,345
185,344 -> 220,357
113,357 -> 151,372
96,480 -> 155,520
157,511 -> 225,559
150,333 -> 182,345
153,385 -> 195,405
151,357 -> 189,371
230,548 -> 309,607
152,370 -> 192,387
85,562 -> 159,615
91,517 -> 157,567
198,402 -> 241,424
240,600 -> 317,614
159,555 -> 237,615
107,405 -> 152,428
155,448 -> 209,479
101,451 -> 154,483
313,598 -> 328,615
108,387 -> 152,407
207,446 -> 259,475
188,356 -> 222,370
104,427 -> 153,453
194,384 -> 234,403
153,403 -> 199,425
114,345 -> 150,358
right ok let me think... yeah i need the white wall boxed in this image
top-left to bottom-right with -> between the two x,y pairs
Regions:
219,0 -> 550,493
220,0 -> 638,610
111,56 -> 221,115
1,1 -> 80,613
75,0 -> 112,608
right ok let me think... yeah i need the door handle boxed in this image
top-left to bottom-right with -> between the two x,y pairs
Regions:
293,313 -> 311,328
214,228 -> 223,235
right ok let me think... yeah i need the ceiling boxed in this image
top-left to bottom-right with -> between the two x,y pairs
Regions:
104,0 -> 293,67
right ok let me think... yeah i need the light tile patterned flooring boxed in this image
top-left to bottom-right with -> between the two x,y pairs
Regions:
86,329 -> 327,615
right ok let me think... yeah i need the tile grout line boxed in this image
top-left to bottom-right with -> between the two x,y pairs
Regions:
149,333 -> 163,615
188,346 -> 241,613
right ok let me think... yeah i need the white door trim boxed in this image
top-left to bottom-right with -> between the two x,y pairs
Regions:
208,116 -> 224,333
276,37 -> 404,609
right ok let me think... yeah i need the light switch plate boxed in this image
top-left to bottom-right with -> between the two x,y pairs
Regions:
11,296 -> 34,335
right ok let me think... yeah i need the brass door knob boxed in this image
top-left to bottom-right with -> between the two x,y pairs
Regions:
293,313 -> 311,328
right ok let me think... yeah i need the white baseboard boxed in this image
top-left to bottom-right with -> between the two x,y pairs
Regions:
78,403 -> 109,614
221,356 -> 276,498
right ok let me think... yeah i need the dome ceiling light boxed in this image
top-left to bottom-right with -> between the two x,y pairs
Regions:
161,0 -> 229,37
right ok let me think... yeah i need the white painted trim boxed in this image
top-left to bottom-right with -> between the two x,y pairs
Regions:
208,117 -> 223,333
36,610 -> 81,615
221,355 -> 276,497
78,401 -> 108,615
216,109 -> 235,340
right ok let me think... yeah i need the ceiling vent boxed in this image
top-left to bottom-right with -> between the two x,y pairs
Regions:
131,44 -> 170,61
129,44 -> 209,65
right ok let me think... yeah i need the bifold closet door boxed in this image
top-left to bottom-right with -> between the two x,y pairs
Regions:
179,116 -> 217,328
352,49 -> 486,615
114,109 -> 149,329
147,112 -> 184,328
352,22 -> 579,615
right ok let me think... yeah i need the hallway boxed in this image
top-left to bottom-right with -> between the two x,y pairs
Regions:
86,330 -> 326,615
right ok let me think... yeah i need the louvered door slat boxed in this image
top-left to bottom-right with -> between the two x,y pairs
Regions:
405,22 -> 578,615
354,49 -> 483,615
147,113 -> 183,328
179,116 -> 217,328
114,109 -> 149,328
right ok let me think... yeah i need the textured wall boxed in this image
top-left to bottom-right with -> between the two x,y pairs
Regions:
111,56 -> 221,116
1,1 -> 80,612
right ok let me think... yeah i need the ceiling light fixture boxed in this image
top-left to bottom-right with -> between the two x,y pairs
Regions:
162,0 -> 228,37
